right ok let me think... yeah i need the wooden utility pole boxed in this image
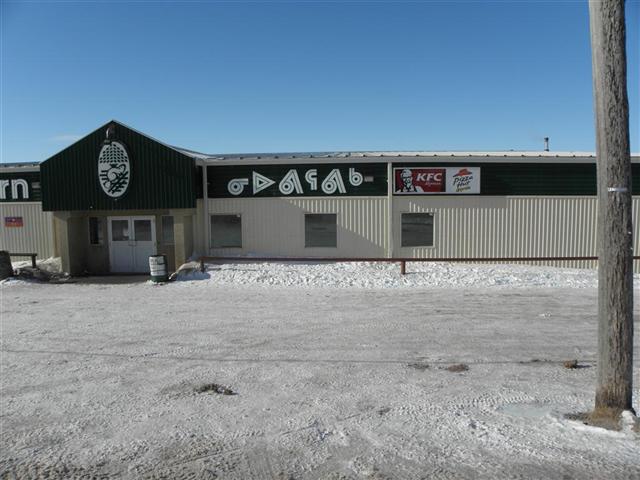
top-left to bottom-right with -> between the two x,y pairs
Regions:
589,0 -> 634,413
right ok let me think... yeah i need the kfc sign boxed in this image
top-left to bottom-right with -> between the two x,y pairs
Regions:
394,168 -> 445,193
394,167 -> 480,194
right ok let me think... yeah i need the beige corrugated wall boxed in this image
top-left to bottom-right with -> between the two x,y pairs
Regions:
393,196 -> 640,270
194,196 -> 640,271
195,197 -> 388,257
0,202 -> 55,259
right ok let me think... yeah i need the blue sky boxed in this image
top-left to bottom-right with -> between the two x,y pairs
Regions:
1,1 -> 638,163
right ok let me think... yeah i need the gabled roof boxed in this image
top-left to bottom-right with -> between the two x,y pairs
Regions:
41,119 -> 195,164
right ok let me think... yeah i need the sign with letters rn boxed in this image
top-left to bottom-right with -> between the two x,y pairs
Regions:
0,178 -> 30,201
394,167 -> 480,194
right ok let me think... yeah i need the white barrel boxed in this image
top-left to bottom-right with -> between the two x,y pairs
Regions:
149,254 -> 168,282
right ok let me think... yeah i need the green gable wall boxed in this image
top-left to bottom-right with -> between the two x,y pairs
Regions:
41,122 -> 196,211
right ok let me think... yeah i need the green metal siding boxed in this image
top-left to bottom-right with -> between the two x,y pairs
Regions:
41,122 -> 196,211
393,162 -> 640,196
481,163 -> 598,195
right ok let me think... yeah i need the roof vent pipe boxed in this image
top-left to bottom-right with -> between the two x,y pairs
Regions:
544,137 -> 549,152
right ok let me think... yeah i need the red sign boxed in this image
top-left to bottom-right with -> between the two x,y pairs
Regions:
4,216 -> 23,227
394,168 -> 445,193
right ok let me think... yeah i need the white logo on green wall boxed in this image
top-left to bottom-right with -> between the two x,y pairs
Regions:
98,141 -> 131,198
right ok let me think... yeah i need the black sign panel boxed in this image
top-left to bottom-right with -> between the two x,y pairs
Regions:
208,163 -> 388,198
0,171 -> 41,202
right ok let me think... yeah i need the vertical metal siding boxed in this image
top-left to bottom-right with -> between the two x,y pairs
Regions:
197,197 -> 388,257
193,195 -> 640,272
0,203 -> 55,258
393,196 -> 639,270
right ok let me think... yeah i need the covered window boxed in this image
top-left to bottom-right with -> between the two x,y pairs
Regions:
305,213 -> 337,248
211,214 -> 242,248
401,213 -> 434,247
89,217 -> 104,245
162,216 -> 174,244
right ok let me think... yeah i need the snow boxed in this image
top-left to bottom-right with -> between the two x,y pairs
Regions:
1,263 -> 639,479
173,261 -> 612,289
10,256 -> 62,274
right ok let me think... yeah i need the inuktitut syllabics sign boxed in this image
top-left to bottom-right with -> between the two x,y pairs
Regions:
208,164 -> 388,198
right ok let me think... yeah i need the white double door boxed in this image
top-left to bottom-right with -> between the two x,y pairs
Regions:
108,216 -> 156,273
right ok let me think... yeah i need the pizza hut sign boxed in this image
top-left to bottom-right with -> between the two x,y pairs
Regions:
394,167 -> 480,194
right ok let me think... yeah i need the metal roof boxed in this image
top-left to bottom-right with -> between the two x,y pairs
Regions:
0,162 -> 41,172
174,148 -> 604,162
183,150 -> 640,166
3,119 -> 640,167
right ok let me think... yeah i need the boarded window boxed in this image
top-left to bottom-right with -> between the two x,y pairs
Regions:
305,214 -> 337,248
211,215 -> 242,248
401,213 -> 434,247
162,216 -> 174,244
89,217 -> 103,245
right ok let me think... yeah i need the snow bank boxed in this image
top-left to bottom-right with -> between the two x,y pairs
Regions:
173,261 -> 613,289
11,256 -> 62,273
2,259 -> 635,290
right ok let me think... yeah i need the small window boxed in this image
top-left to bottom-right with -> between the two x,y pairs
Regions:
401,213 -> 434,247
211,214 -> 242,248
162,216 -> 174,244
111,219 -> 129,241
89,217 -> 103,245
305,213 -> 337,248
134,219 -> 152,242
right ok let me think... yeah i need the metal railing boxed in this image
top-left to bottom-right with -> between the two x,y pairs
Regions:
9,252 -> 38,268
199,255 -> 640,275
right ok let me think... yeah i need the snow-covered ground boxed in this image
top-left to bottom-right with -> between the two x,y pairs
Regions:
1,263 -> 639,479
176,260 -> 612,289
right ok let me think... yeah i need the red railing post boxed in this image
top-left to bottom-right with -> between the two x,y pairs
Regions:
400,260 -> 406,275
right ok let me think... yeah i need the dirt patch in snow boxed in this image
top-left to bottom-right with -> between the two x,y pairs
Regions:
195,383 -> 235,395
565,412 -> 621,432
445,363 -> 469,373
407,362 -> 430,371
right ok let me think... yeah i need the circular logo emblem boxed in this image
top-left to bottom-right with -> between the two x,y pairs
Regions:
98,141 -> 131,198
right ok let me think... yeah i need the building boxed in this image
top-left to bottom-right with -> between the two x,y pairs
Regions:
1,120 -> 639,275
